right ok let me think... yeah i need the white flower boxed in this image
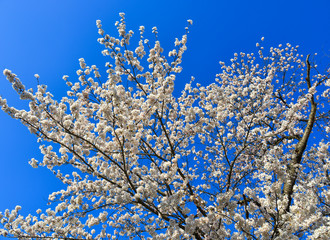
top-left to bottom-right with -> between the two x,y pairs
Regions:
3,69 -> 11,76
29,158 -> 38,168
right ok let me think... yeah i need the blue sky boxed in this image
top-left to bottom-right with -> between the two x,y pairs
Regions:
0,0 -> 329,237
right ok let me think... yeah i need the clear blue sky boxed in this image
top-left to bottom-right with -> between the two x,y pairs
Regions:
0,0 -> 329,236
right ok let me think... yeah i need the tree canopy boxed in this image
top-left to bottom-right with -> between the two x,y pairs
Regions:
0,13 -> 330,239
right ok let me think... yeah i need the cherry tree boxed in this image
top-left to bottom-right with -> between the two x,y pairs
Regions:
1,13 -> 330,239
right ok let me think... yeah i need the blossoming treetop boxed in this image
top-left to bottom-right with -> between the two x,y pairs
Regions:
0,13 -> 329,239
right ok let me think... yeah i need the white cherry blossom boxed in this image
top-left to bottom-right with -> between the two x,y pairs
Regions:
0,13 -> 330,240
